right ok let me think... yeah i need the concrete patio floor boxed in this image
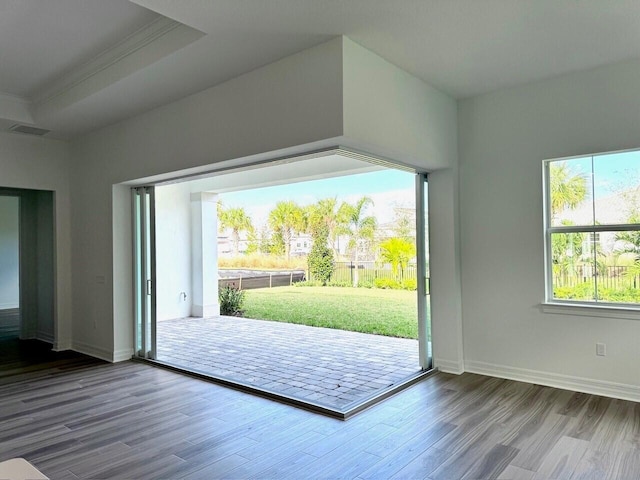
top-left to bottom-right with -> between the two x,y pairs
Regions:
156,316 -> 420,410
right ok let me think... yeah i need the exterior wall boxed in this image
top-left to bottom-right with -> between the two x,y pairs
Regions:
155,183 -> 192,321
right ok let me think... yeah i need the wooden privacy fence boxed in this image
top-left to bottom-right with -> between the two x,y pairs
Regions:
219,271 -> 306,291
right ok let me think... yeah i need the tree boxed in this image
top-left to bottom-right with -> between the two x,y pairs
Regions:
551,221 -> 584,277
307,197 -> 340,256
268,201 -> 305,259
549,162 -> 588,218
392,208 -> 415,242
379,237 -> 416,281
307,225 -> 334,284
548,163 -> 589,287
338,196 -> 377,287
218,206 -> 253,256
616,211 -> 640,253
244,226 -> 259,254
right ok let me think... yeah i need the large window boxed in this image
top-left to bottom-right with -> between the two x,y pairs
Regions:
544,150 -> 640,306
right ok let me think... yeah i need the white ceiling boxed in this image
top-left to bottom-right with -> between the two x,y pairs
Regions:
3,0 -> 640,138
0,0 -> 158,97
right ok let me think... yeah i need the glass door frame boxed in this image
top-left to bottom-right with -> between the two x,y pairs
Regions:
132,186 -> 156,359
415,173 -> 432,370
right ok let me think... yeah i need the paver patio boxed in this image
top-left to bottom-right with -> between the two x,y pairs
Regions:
156,316 -> 420,410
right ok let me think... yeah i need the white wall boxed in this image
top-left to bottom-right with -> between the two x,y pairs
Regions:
0,196 -> 19,309
155,183 -> 192,321
72,38 -> 346,360
458,59 -> 640,400
35,191 -> 55,342
0,132 -> 71,350
342,37 -> 458,171
429,168 -> 464,373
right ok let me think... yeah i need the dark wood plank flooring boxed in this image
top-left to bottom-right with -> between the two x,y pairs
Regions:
0,357 -> 638,479
0,338 -> 103,384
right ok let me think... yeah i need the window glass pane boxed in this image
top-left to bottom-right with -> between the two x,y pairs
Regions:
551,232 -> 595,301
594,230 -> 640,304
593,151 -> 640,225
549,158 -> 593,227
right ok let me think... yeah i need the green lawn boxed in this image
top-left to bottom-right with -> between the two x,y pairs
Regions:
242,286 -> 418,339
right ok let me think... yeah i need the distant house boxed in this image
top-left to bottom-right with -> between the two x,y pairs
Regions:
557,188 -> 640,258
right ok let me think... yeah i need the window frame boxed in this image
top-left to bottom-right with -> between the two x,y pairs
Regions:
543,151 -> 640,309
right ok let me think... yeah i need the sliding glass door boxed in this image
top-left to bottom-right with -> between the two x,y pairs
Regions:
132,186 -> 156,359
416,173 -> 432,370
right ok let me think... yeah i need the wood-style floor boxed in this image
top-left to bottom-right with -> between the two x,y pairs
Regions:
0,356 -> 639,479
0,338 -> 102,383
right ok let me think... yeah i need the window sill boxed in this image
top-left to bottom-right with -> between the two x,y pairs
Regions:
541,301 -> 640,320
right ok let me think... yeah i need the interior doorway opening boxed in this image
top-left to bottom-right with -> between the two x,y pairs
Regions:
133,150 -> 432,416
0,188 -> 56,370
0,195 -> 20,340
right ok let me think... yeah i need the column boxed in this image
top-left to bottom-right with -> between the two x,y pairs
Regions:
191,192 -> 220,317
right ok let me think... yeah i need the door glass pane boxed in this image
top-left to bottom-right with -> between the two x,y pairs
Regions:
144,190 -> 152,355
423,177 -> 432,370
133,190 -> 143,355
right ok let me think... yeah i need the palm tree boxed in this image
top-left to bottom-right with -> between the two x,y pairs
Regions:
549,162 -> 588,218
379,237 -> 416,281
218,206 -> 253,256
307,197 -> 340,253
338,196 -> 377,287
268,200 -> 305,260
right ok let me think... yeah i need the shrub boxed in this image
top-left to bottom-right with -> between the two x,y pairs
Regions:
219,284 -> 245,316
554,281 -> 595,300
374,278 -> 401,289
401,279 -> 417,291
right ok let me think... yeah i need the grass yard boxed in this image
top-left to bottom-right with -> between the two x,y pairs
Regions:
243,286 -> 417,339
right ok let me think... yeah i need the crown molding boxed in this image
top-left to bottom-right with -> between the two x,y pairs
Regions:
33,17 -> 204,107
0,92 -> 29,105
0,91 -> 33,125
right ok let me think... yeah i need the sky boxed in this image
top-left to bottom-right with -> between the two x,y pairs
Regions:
553,150 -> 640,225
557,150 -> 640,198
219,169 -> 416,229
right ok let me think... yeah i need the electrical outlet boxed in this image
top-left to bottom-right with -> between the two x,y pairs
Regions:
596,342 -> 606,356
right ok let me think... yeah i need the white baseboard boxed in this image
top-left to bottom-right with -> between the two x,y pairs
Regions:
434,357 -> 464,375
36,331 -> 54,344
113,348 -> 134,362
465,360 -> 640,403
53,338 -> 72,351
0,303 -> 18,310
71,341 -> 115,363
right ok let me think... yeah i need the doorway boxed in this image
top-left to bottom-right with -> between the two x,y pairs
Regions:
132,150 -> 433,415
0,195 -> 20,340
0,188 -> 56,370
